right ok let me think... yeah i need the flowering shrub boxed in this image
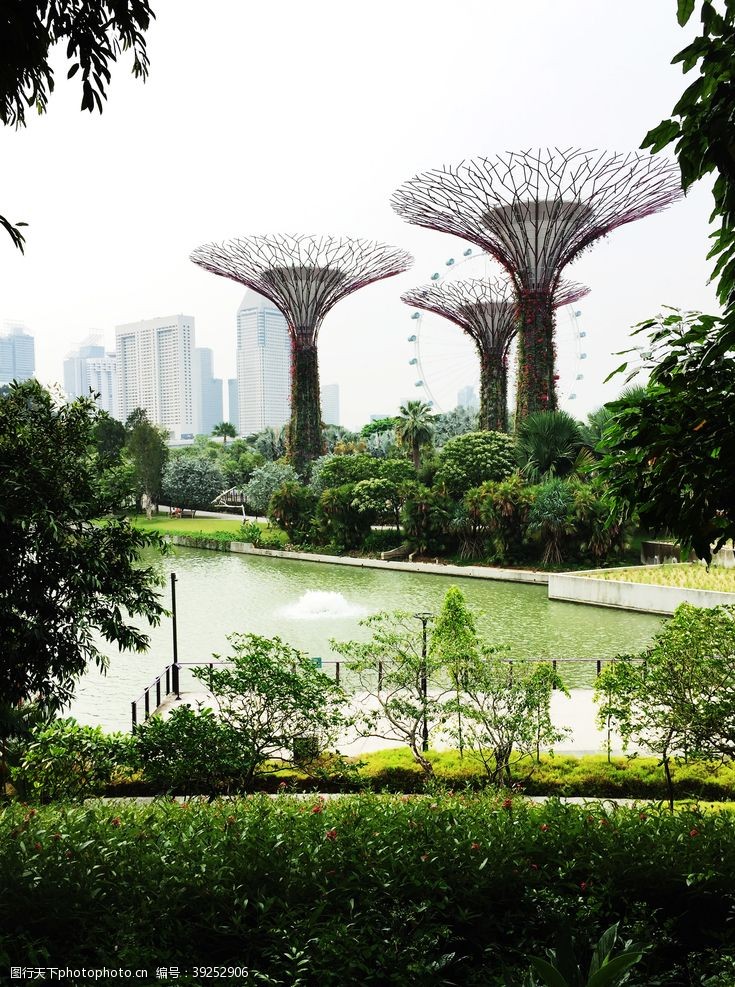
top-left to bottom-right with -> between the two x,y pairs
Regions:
0,795 -> 733,983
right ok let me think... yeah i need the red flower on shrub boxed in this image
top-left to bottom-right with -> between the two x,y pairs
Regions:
599,818 -> 609,827
33,842 -> 42,851
421,853 -> 430,862
471,842 -> 481,851
110,817 -> 121,828
579,881 -> 588,892
325,828 -> 337,841
540,823 -> 549,832
689,828 -> 700,838
502,798 -> 513,810
311,803 -> 324,814
530,863 -> 539,871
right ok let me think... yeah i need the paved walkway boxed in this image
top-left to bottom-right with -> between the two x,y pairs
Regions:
157,687 -> 633,757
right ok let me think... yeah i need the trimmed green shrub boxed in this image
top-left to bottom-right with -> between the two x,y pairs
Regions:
11,718 -> 135,802
0,796 -> 734,982
434,430 -> 516,498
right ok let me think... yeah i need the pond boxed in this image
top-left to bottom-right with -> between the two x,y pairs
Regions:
69,546 -> 663,732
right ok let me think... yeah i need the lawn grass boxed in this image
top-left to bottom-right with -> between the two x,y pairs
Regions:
130,513 -> 253,537
589,562 -> 735,593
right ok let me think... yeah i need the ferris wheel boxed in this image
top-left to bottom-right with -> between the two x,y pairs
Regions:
405,249 -> 590,415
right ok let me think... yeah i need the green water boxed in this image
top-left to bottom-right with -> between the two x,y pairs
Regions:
70,546 -> 662,732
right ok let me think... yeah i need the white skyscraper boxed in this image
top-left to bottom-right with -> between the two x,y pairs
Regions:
236,290 -> 290,435
227,378 -> 239,429
320,383 -> 340,426
0,323 -> 35,386
193,347 -> 223,435
115,314 -> 194,438
63,335 -> 117,416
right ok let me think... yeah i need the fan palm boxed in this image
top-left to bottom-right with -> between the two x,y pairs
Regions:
211,421 -> 237,445
396,400 -> 434,470
515,410 -> 583,481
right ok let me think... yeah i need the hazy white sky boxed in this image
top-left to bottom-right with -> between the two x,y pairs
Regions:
0,0 -> 719,428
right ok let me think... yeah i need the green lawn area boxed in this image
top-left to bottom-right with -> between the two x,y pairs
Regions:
130,513 -> 257,538
589,562 -> 735,593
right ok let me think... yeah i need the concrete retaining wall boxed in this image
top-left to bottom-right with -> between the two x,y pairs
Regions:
168,536 -> 548,585
548,566 -> 735,615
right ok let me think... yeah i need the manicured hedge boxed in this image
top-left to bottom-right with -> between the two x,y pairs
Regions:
0,795 -> 733,984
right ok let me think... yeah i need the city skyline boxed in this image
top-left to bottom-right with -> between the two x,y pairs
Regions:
0,2 -> 721,429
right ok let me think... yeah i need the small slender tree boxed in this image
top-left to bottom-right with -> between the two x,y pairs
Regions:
332,612 -> 451,775
430,587 -> 479,758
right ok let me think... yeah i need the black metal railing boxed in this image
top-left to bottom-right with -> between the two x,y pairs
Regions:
130,655 -> 635,732
130,661 -> 232,731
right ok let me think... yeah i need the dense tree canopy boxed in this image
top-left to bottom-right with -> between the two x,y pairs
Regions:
161,457 -> 225,514
125,412 -> 168,516
598,310 -> 735,562
643,0 -> 735,352
434,431 -> 516,498
0,381 -> 166,716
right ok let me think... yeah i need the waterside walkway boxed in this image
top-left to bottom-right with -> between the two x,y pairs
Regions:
155,686 -> 630,757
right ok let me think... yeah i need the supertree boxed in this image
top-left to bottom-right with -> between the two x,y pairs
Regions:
191,234 -> 413,472
391,149 -> 683,422
401,277 -> 589,432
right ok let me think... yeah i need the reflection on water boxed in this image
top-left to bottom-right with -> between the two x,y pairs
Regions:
68,546 -> 663,733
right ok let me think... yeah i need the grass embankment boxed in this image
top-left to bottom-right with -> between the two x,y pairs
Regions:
353,749 -> 735,800
104,750 -> 735,803
1,795 -> 733,984
590,562 -> 735,593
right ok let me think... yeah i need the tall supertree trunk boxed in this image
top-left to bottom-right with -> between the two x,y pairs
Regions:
289,339 -> 323,474
516,290 -> 557,424
479,350 -> 508,433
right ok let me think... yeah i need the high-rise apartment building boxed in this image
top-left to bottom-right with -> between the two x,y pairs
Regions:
0,323 -> 35,386
236,290 -> 290,435
193,347 -> 223,435
115,314 -> 194,438
227,378 -> 239,430
320,383 -> 340,426
63,334 -> 117,416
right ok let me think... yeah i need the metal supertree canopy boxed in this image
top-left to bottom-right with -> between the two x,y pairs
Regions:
190,234 -> 413,341
401,277 -> 589,353
391,149 -> 682,292
190,234 -> 413,470
391,149 -> 682,422
400,277 -> 589,432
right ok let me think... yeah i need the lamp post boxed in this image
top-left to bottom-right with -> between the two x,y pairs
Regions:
171,572 -> 181,700
413,612 -> 433,753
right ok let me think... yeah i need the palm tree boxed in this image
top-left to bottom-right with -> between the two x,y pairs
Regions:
211,421 -> 237,445
396,401 -> 434,470
580,405 -> 614,455
515,410 -> 584,481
